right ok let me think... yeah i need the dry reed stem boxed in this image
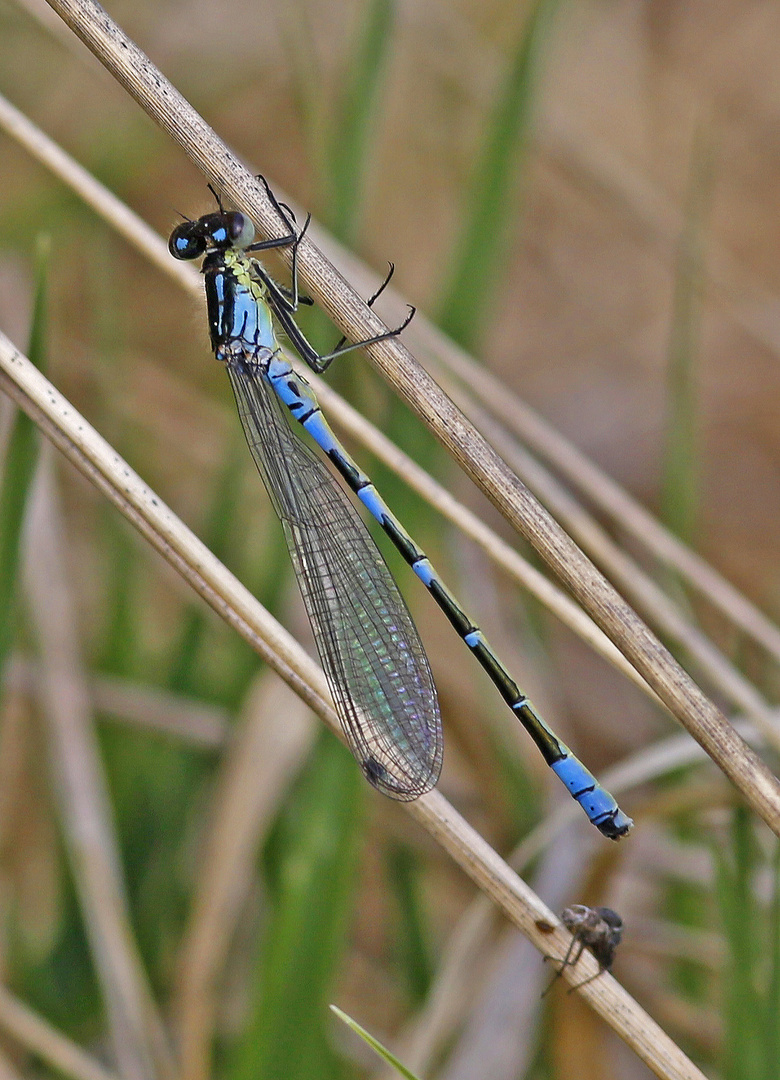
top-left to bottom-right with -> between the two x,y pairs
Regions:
0,334 -> 704,1080
0,984 -> 122,1080
39,0 -> 780,840
23,467 -> 174,1080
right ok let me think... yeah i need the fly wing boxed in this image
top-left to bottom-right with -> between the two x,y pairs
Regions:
226,353 -> 442,799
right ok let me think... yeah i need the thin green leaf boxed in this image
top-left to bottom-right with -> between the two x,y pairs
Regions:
660,125 -> 713,544
277,3 -> 329,194
98,508 -> 138,676
715,808 -> 763,1080
0,235 -> 48,672
327,0 -> 395,244
764,840 -> 780,1080
167,438 -> 246,695
230,733 -> 363,1080
437,0 -> 558,350
293,0 -> 396,404
330,1005 -> 423,1080
387,843 -> 434,1002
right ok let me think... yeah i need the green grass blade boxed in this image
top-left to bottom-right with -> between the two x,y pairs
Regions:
277,4 -> 328,193
165,433 -> 292,708
291,0 -> 397,390
714,808 -> 762,1080
437,0 -> 558,350
330,1005 -> 423,1080
660,127 -> 713,544
230,732 -> 363,1080
281,0 -> 395,245
326,0 -> 395,244
764,840 -> 780,1080
97,507 -> 138,676
0,236 -> 48,672
387,843 -> 434,1003
24,238 -> 50,377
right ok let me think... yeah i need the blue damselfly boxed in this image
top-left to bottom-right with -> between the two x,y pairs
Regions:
168,179 -> 632,839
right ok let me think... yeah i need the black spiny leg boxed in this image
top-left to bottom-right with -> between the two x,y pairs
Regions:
332,262 -> 396,352
247,176 -> 416,374
263,254 -> 415,374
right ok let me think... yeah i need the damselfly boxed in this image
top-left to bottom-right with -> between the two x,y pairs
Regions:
169,179 -> 632,839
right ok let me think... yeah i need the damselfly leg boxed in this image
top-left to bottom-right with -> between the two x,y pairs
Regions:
247,176 -> 416,373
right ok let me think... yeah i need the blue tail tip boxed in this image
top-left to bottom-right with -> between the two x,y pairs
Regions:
596,810 -> 634,840
549,758 -> 633,840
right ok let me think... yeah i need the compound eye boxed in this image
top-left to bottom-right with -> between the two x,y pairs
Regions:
168,223 -> 206,260
226,211 -> 256,249
193,212 -> 229,248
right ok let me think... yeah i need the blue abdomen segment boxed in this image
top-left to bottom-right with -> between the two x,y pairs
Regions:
551,755 -> 632,838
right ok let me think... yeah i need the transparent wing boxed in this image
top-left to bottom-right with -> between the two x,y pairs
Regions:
226,353 -> 442,798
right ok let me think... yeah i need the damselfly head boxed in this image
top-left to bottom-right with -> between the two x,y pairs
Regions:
169,210 -> 256,261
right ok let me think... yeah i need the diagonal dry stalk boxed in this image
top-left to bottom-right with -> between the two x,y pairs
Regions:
0,984 -> 122,1080
38,0 -> 780,838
